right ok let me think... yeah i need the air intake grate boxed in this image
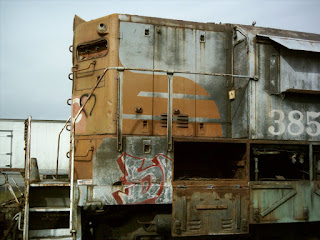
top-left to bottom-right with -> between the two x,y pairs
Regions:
160,114 -> 167,128
177,114 -> 189,128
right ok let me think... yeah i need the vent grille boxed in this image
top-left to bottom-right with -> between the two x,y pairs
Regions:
177,114 -> 189,128
160,114 -> 167,128
221,219 -> 233,230
188,220 -> 201,231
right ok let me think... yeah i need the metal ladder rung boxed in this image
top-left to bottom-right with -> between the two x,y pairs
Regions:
30,182 -> 70,187
29,207 -> 70,212
29,238 -> 73,240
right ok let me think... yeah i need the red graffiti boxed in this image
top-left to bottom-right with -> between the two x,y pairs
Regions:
112,153 -> 170,204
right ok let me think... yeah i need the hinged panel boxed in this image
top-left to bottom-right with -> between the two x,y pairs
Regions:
195,30 -> 229,137
250,181 -> 320,223
153,26 -> 196,136
172,182 -> 249,236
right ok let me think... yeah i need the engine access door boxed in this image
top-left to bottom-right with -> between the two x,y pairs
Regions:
172,141 -> 249,236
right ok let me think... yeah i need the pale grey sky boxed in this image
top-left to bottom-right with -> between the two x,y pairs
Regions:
1,0 -> 319,120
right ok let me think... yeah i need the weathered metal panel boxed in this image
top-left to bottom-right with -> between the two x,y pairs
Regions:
257,34 -> 320,53
249,43 -> 320,141
153,26 -> 197,136
172,181 -> 249,236
74,139 -> 95,179
89,136 -> 172,205
231,39 -> 249,138
72,14 -> 119,135
250,181 -> 320,223
194,29 -> 231,137
118,21 -> 231,137
119,22 -> 154,135
279,49 -> 320,92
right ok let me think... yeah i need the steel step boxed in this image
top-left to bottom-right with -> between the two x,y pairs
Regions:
29,207 -> 70,212
29,228 -> 71,238
30,180 -> 70,187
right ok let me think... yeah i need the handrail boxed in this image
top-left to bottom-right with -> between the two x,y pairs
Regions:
69,67 -> 109,235
107,66 -> 254,79
56,116 -> 71,179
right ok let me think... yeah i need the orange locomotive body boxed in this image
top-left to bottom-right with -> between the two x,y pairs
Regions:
70,14 -> 320,239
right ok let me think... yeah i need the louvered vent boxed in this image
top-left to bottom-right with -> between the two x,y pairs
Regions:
160,114 -> 167,128
177,114 -> 189,128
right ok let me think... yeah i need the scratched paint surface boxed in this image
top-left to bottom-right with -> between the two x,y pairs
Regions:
73,94 -> 97,133
113,152 -> 172,204
72,95 -> 86,133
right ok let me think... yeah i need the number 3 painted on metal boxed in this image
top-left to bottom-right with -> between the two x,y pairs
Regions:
268,110 -> 285,135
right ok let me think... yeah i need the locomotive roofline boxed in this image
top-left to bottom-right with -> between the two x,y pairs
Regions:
74,13 -> 320,41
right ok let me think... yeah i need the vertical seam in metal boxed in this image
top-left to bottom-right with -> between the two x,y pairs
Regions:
309,144 -> 313,181
167,73 -> 173,151
118,70 -> 124,152
152,25 -> 155,136
181,196 -> 187,231
236,195 -> 241,229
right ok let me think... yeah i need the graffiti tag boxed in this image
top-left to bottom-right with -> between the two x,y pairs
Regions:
112,153 -> 171,204
72,93 -> 96,133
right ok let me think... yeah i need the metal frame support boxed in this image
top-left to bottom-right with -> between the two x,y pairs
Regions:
23,116 -> 32,240
309,144 -> 313,181
254,157 -> 259,181
117,68 -> 124,152
167,72 -> 174,152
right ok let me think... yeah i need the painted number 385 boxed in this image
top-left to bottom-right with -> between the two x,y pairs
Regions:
268,110 -> 320,137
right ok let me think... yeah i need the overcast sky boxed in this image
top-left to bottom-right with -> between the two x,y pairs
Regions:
0,0 -> 319,120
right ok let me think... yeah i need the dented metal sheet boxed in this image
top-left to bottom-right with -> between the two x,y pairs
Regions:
257,34 -> 320,53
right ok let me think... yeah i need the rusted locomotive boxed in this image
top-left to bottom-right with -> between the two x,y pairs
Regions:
32,14 -> 320,239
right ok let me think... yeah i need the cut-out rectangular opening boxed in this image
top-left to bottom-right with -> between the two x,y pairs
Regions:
77,39 -> 108,61
143,139 -> 151,154
174,141 -> 247,180
250,144 -> 310,181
